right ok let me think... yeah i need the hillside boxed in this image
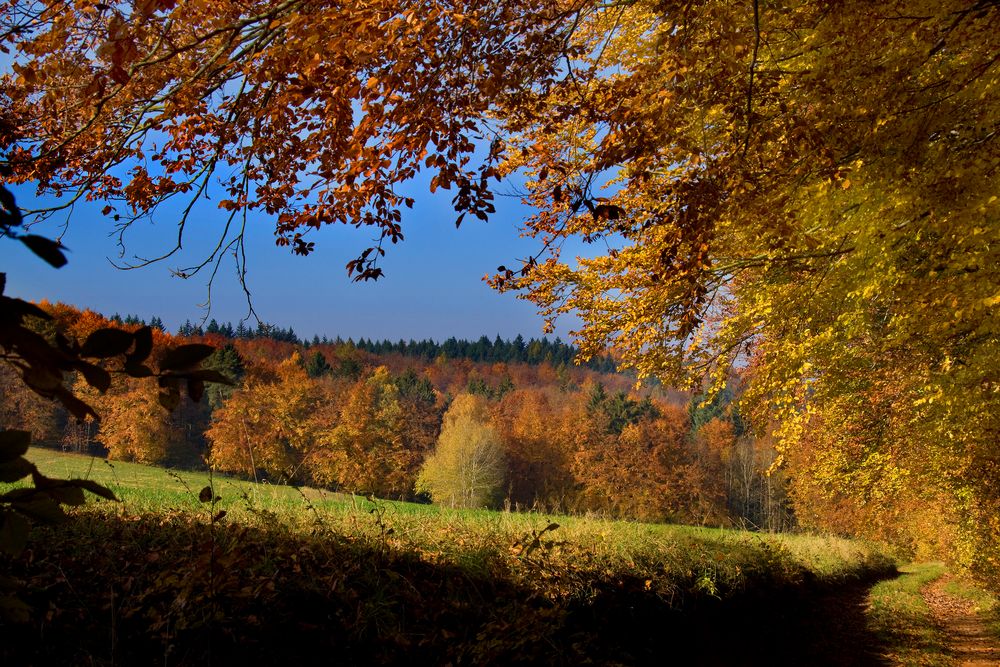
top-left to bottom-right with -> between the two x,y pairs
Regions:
3,449 -> 895,666
1,302 -> 782,531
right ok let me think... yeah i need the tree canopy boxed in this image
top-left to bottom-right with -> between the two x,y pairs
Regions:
0,0 -> 572,280
1,0 -> 998,585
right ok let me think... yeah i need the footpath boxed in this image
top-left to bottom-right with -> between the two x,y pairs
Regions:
922,574 -> 1000,666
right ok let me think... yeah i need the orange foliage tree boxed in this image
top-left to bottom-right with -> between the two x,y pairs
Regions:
308,367 -> 416,498
207,354 -> 322,483
491,387 -> 576,511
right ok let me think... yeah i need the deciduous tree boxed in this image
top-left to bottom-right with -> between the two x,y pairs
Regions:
308,366 -> 414,497
416,393 -> 505,509
4,0 -> 998,584
207,354 -> 320,482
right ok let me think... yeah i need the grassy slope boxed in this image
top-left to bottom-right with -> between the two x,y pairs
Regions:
3,448 -> 898,665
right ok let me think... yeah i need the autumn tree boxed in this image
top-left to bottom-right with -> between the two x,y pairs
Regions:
416,394 -> 505,509
207,354 -> 321,483
0,0 -> 574,282
393,368 -> 444,481
93,380 -> 175,463
492,387 -> 576,510
4,0 -> 998,582
573,399 -> 722,523
308,366 -> 415,497
693,417 -> 791,531
484,1 -> 997,577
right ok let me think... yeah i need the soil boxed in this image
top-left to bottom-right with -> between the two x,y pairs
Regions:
923,575 -> 1000,666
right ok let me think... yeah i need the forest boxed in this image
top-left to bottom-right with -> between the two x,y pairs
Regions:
0,0 -> 998,663
2,303 -> 790,529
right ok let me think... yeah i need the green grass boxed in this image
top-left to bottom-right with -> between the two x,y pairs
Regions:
867,562 -> 1000,665
23,446 -> 353,512
867,562 -> 950,666
18,447 -> 891,583
2,448 -> 900,665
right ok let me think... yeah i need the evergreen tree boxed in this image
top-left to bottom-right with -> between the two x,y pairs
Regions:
204,343 -> 246,410
304,351 -> 333,378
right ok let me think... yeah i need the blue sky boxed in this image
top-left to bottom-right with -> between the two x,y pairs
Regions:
3,175 -> 584,342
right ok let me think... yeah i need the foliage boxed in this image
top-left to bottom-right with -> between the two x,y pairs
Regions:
2,0 -> 996,583
9,296 -> 787,526
203,343 -> 245,410
309,367 -> 417,497
207,354 -> 322,483
417,394 -> 506,509
490,387 -> 576,511
303,349 -> 332,378
0,0 -> 576,281
485,0 -> 999,584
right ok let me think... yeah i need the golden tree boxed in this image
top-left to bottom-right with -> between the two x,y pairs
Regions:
207,353 -> 320,482
308,366 -> 415,497
416,393 -> 505,509
490,0 -> 998,577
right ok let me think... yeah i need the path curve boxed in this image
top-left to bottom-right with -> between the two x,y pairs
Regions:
922,575 -> 1000,666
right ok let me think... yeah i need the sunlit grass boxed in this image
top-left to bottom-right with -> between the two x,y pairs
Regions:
16,447 -> 893,587
867,562 -> 950,666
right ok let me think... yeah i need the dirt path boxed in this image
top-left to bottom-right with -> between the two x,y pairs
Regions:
923,575 -> 1000,666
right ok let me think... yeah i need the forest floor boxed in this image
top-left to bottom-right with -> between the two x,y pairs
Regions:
866,562 -> 1000,666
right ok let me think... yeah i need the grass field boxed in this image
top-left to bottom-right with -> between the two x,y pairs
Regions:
3,448 -> 900,665
19,447 -> 891,579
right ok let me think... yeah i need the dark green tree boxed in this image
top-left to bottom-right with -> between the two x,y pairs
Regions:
304,350 -> 333,378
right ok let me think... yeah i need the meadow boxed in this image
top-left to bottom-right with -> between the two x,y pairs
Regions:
4,448 -> 900,665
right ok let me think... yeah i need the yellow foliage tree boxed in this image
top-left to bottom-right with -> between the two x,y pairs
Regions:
416,394 -> 505,509
488,1 -> 998,581
207,354 -> 321,482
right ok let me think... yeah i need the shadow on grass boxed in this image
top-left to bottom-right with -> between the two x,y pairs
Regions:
1,509 -> 896,666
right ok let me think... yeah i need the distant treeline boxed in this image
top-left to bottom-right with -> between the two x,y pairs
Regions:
112,314 -> 619,373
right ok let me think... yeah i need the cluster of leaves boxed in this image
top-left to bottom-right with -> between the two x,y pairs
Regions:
0,0 -> 577,285
479,0 -> 999,585
7,0 -> 994,588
